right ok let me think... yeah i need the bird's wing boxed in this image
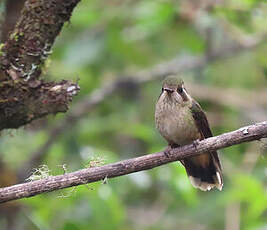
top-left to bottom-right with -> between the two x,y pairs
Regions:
181,100 -> 223,191
190,100 -> 221,169
190,100 -> 213,138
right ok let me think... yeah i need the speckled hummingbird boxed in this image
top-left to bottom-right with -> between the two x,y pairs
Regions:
155,75 -> 223,191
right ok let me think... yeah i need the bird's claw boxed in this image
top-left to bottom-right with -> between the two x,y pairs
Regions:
164,144 -> 180,158
164,146 -> 172,158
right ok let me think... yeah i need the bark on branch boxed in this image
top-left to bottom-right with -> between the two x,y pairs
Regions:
0,0 -> 81,130
1,121 -> 266,204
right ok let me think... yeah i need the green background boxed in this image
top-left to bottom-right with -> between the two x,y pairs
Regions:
0,0 -> 266,229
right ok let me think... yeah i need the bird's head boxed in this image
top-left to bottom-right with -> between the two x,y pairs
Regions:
159,75 -> 190,105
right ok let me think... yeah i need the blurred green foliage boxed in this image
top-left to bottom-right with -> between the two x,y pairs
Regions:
0,0 -> 267,229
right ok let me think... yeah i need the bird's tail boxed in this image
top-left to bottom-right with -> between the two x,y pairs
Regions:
181,152 -> 223,191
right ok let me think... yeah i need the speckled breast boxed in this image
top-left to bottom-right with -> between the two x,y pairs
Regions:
155,100 -> 201,146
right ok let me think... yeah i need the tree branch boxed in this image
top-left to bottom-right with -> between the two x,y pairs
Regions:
2,121 -> 267,204
0,0 -> 81,130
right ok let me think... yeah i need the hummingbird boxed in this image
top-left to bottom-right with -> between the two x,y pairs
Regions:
155,75 -> 223,191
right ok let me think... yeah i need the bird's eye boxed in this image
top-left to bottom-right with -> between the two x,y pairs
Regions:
177,87 -> 183,94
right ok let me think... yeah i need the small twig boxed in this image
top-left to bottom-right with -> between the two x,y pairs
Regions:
2,121 -> 267,204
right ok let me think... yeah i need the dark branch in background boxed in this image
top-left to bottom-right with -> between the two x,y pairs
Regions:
2,122 -> 267,204
0,0 -> 81,130
18,33 -> 267,181
188,84 -> 267,110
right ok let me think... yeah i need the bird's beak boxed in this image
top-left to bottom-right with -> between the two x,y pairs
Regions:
163,87 -> 174,94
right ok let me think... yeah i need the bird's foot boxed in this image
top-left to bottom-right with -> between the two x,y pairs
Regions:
164,146 -> 172,158
192,139 -> 200,148
164,144 -> 180,158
